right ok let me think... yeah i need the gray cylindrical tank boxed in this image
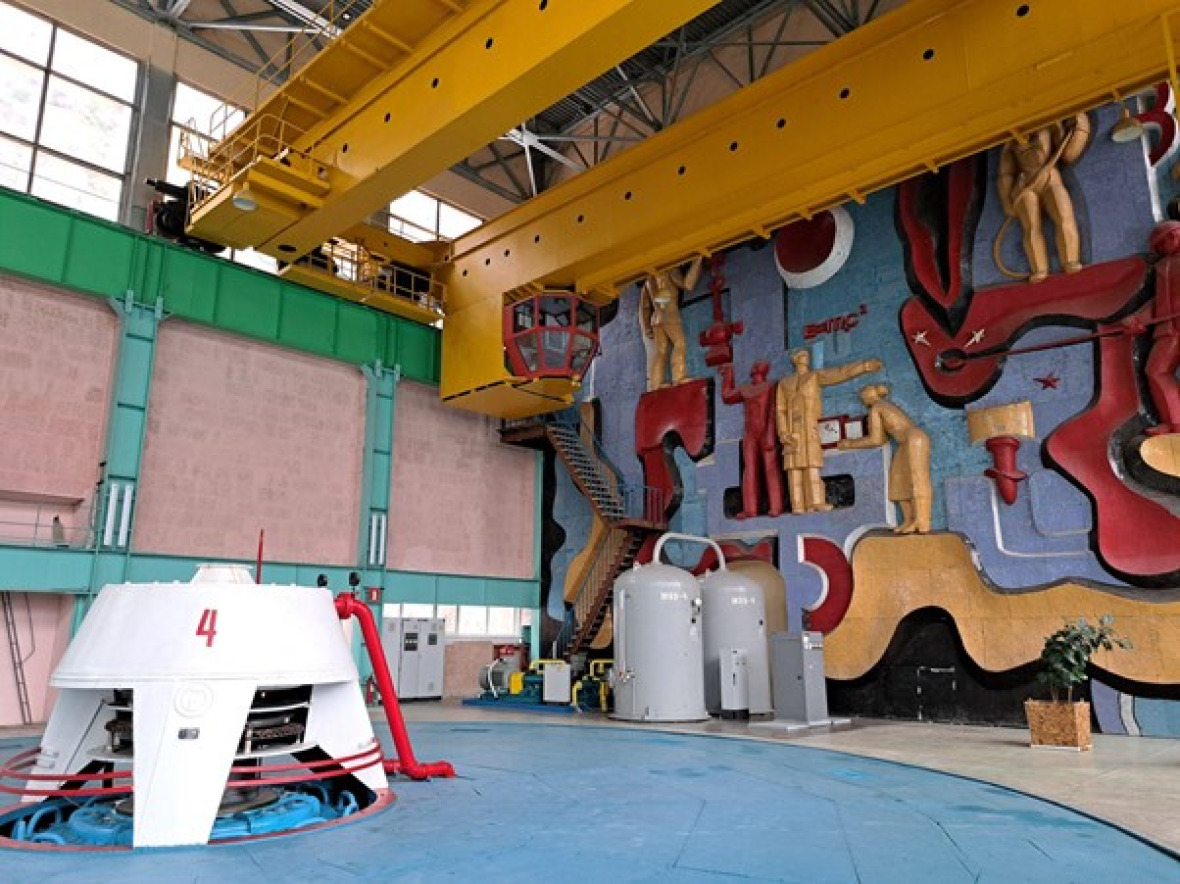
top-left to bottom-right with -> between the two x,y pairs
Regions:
611,560 -> 707,722
701,568 -> 771,715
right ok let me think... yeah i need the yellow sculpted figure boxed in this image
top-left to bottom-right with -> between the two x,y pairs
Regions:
639,256 -> 704,391
838,384 -> 932,533
775,349 -> 882,513
997,113 -> 1092,283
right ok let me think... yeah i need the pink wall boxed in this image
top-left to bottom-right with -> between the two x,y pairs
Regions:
134,322 -> 366,564
0,593 -> 74,725
389,381 -> 535,578
0,277 -> 116,544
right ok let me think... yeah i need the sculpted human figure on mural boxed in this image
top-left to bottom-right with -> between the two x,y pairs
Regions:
639,256 -> 703,391
996,112 -> 1092,283
775,349 -> 882,513
719,360 -> 784,519
838,384 -> 932,534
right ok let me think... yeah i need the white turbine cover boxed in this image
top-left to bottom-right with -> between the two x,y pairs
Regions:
33,566 -> 386,849
54,572 -> 356,686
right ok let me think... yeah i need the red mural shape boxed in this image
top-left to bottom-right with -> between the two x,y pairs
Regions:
799,536 -> 853,634
698,253 -> 744,367
901,257 -> 1147,404
896,159 -> 981,319
635,377 -> 713,522
1044,318 -> 1180,580
896,159 -> 1179,583
1145,222 -> 1180,435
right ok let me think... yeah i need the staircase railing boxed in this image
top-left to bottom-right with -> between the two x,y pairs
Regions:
556,526 -> 632,658
502,412 -> 667,657
544,419 -> 666,525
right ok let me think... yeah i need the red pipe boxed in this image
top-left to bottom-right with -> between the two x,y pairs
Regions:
334,593 -> 455,780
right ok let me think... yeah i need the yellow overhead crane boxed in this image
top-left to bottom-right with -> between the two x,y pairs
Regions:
181,0 -> 1180,418
180,0 -> 715,324
438,0 -> 1180,417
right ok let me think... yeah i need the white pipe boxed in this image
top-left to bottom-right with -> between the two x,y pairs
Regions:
377,513 -> 387,566
102,482 -> 119,548
368,513 -> 379,566
116,484 -> 134,548
652,531 -> 728,571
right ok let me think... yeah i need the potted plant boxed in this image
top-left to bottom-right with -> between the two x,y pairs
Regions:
1025,615 -> 1131,751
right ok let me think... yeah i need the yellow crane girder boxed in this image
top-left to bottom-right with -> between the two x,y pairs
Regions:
185,0 -> 717,263
439,0 -> 1180,416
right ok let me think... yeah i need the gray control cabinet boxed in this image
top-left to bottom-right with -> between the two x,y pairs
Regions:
771,632 -> 829,723
381,617 -> 445,700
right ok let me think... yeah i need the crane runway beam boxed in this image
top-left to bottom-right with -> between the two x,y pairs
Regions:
185,0 -> 717,264
439,0 -> 1180,413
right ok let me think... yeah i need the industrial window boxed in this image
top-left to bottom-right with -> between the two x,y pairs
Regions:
381,603 -> 529,639
0,1 -> 137,221
387,189 -> 483,242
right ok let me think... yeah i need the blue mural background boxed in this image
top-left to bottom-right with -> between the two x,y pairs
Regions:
545,101 -> 1179,734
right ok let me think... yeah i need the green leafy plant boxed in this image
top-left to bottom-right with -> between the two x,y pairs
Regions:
1037,615 -> 1132,702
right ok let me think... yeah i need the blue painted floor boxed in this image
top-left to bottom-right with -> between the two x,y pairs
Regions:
1,722 -> 1177,882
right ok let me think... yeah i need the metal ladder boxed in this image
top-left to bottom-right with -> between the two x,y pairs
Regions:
1,593 -> 33,725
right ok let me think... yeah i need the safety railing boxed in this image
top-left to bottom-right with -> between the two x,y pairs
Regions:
180,113 -> 317,213
0,501 -> 97,550
548,418 -> 666,524
206,0 -> 369,148
556,527 -> 630,657
284,240 -> 444,317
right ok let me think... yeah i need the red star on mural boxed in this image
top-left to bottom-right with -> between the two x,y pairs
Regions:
1034,373 -> 1060,390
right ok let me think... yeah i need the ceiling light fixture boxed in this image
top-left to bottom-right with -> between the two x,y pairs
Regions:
1111,106 -> 1146,143
232,188 -> 258,212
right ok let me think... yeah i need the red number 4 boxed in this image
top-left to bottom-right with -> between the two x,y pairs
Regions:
196,609 -> 218,647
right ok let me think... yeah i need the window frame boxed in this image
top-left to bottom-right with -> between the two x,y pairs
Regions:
0,2 -> 140,223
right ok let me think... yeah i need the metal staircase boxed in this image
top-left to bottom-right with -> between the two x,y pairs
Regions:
504,415 -> 665,657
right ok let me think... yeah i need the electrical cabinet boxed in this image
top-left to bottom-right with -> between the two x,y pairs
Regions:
381,617 -> 445,700
771,632 -> 829,723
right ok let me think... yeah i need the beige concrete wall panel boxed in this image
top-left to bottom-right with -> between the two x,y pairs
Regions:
135,322 -> 365,564
389,380 -> 534,579
826,533 -> 1180,685
0,277 -> 117,507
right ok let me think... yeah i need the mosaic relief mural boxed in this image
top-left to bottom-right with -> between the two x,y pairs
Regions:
547,100 -> 1180,735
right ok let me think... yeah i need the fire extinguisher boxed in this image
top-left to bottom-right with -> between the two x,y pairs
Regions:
365,675 -> 378,705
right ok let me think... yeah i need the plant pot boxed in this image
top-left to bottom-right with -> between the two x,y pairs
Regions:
1024,699 -> 1092,751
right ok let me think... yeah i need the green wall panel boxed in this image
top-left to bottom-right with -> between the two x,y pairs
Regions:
0,187 -> 441,383
159,247 -> 221,322
62,220 -> 135,297
383,572 -> 540,608
0,549 -> 93,591
213,269 -> 283,340
277,285 -> 338,356
336,304 -> 382,366
396,322 -> 440,382
117,332 -> 155,407
108,408 -> 145,478
0,197 -> 70,282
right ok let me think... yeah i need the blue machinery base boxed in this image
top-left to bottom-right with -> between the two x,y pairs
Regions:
0,783 -> 370,847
